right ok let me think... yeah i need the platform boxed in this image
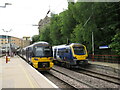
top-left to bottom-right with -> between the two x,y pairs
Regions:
89,61 -> 120,69
88,61 -> 120,73
0,56 -> 58,89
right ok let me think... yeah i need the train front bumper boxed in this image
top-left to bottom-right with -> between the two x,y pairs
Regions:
31,57 -> 54,70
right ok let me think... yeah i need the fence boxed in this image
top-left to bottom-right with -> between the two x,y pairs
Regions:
88,54 -> 120,64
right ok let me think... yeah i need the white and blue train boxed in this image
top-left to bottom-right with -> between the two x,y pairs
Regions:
53,43 -> 88,68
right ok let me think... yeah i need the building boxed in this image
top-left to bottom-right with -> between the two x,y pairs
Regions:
22,36 -> 31,48
38,16 -> 50,34
0,35 -> 30,53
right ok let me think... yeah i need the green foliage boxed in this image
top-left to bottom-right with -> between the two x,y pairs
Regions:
33,2 -> 120,54
50,14 -> 63,45
110,31 -> 120,55
31,35 -> 40,44
39,24 -> 52,44
60,3 -> 76,43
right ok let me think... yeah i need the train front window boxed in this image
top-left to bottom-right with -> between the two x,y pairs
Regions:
34,47 -> 52,57
73,46 -> 85,55
35,47 -> 44,56
44,47 -> 52,57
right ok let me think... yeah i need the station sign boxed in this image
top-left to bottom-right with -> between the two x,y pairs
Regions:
99,45 -> 109,49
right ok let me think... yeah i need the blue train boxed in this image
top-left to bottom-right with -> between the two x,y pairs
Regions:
53,43 -> 88,68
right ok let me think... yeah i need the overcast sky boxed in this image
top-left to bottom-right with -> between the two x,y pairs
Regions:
0,0 -> 68,39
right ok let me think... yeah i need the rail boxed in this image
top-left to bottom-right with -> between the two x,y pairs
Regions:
77,67 -> 120,85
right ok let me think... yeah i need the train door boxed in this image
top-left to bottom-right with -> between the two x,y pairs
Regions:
53,48 -> 57,59
64,48 -> 72,61
56,49 -> 62,60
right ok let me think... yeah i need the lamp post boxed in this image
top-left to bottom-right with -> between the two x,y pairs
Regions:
0,3 -> 12,62
2,29 -> 12,63
92,31 -> 94,61
0,3 -> 12,8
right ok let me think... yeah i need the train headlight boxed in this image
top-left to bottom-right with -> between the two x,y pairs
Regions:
34,58 -> 38,60
73,57 -> 77,59
73,57 -> 78,60
50,58 -> 53,60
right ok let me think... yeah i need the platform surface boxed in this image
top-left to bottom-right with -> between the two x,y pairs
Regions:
0,56 -> 58,89
89,61 -> 120,70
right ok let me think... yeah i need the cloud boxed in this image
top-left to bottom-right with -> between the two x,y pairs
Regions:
0,0 -> 68,38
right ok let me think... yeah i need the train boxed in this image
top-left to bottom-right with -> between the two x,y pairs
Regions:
52,43 -> 88,68
19,41 -> 54,70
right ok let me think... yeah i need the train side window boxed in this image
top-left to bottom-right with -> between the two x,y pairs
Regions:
29,51 -> 34,56
61,50 -> 64,55
57,50 -> 60,55
65,49 -> 69,53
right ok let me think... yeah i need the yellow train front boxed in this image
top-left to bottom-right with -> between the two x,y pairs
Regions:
26,42 -> 54,70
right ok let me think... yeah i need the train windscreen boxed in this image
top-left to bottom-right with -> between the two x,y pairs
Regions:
34,46 -> 52,57
73,46 -> 85,55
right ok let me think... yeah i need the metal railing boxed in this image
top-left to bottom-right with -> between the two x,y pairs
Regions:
88,54 -> 120,63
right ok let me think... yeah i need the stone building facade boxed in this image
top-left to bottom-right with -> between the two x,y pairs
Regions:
38,16 -> 50,34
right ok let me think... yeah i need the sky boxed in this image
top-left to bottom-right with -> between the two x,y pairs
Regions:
0,0 -> 68,39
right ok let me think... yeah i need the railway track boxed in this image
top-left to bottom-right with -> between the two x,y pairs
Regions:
76,67 -> 120,85
42,71 -> 78,89
49,67 -> 98,88
52,65 -> 119,88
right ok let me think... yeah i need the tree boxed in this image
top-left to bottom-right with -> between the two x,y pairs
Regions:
31,35 -> 40,44
61,3 -> 76,44
50,14 -> 63,45
34,2 -> 120,55
110,31 -> 120,55
40,24 -> 52,44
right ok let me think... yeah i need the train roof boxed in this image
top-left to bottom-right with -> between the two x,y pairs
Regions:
23,41 -> 49,49
32,41 -> 49,46
33,41 -> 49,45
70,43 -> 83,46
53,43 -> 83,49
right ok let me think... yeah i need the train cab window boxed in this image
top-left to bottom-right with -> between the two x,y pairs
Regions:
73,46 -> 85,55
44,47 -> 52,57
57,49 -> 63,55
65,49 -> 69,53
34,46 -> 52,57
35,47 -> 44,56
57,50 -> 61,55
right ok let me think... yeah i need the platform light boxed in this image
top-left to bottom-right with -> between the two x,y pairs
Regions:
0,3 -> 12,8
5,3 -> 12,5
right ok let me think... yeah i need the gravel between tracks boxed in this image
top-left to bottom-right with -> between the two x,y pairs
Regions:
88,64 -> 120,76
53,65 -> 119,88
41,71 -> 76,89
49,69 -> 90,88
